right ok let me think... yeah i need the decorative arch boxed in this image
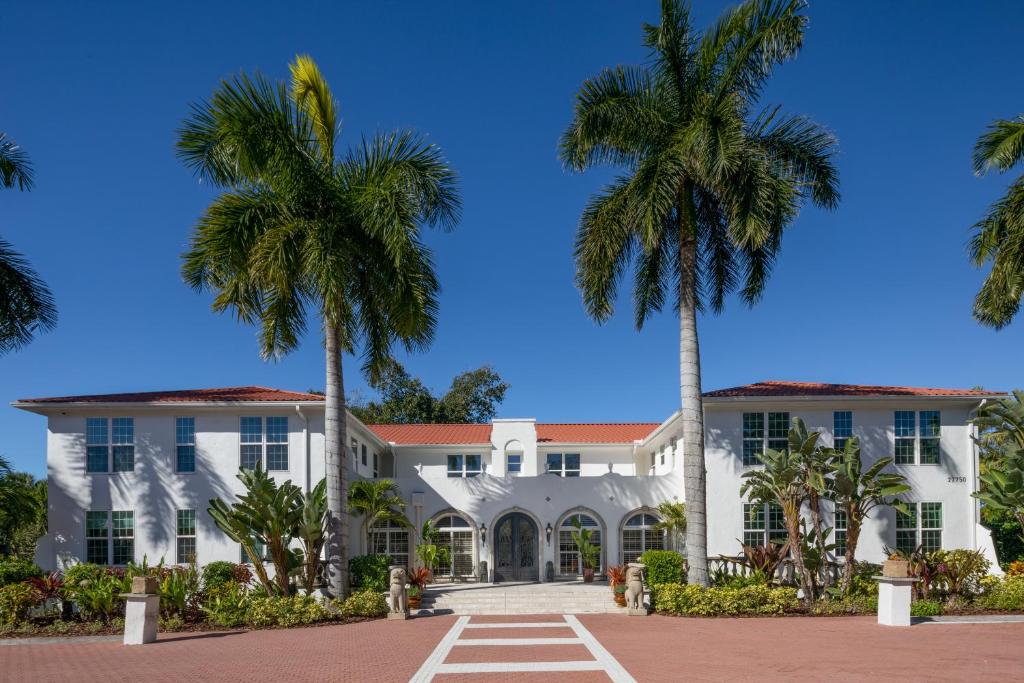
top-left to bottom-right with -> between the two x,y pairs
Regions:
619,507 -> 666,565
427,508 -> 477,580
554,506 -> 607,578
367,517 -> 411,568
489,506 -> 543,582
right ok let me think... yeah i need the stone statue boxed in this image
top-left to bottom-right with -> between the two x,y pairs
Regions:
388,566 -> 408,616
625,562 -> 646,614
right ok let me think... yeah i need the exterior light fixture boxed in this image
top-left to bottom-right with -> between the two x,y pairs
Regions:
480,524 -> 487,546
545,523 -> 553,544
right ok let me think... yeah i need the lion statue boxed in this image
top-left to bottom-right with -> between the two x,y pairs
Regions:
388,566 -> 408,614
624,562 -> 645,611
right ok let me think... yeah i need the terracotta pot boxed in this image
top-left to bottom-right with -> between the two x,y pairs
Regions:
583,568 -> 595,583
613,591 -> 627,607
408,593 -> 422,609
882,559 -> 910,578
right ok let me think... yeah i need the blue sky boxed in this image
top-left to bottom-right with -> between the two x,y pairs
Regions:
3,1 -> 1023,477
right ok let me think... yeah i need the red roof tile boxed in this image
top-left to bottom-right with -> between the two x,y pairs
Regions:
703,381 -> 1003,399
536,423 -> 660,443
17,386 -> 324,404
367,423 -> 492,445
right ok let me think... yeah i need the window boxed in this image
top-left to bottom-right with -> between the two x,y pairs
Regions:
833,411 -> 852,452
86,511 -> 109,564
742,413 -> 764,466
834,506 -> 847,557
176,509 -> 196,564
546,453 -> 580,477
86,511 -> 134,566
896,504 -> 917,553
621,512 -> 664,564
368,519 -> 409,568
85,417 -> 134,473
447,454 -> 481,478
361,444 -> 367,467
176,417 -> 196,473
240,416 -> 289,471
894,411 -> 941,465
920,502 -> 943,552
433,514 -> 474,577
506,454 -> 522,475
372,452 -> 379,478
743,503 -> 786,547
350,438 -> 358,468
559,513 -> 602,575
767,412 -> 790,452
896,501 -> 941,553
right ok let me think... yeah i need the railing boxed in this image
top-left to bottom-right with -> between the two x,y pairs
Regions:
707,555 -> 842,586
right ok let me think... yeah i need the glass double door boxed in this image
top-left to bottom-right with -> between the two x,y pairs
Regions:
493,513 -> 538,582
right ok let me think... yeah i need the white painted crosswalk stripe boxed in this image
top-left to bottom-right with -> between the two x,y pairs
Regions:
453,637 -> 583,646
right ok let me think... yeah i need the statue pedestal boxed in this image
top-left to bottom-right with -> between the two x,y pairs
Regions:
121,594 -> 160,644
387,611 -> 409,620
627,607 -> 648,617
874,576 -> 918,627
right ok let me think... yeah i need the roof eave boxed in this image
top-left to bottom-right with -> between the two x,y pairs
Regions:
702,394 -> 1007,404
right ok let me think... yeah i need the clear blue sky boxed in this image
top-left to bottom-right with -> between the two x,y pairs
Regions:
3,1 -> 1023,477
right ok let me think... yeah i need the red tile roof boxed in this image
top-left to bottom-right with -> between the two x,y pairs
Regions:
16,386 -> 325,404
367,424 -> 492,445
703,381 -> 1003,399
536,423 -> 660,443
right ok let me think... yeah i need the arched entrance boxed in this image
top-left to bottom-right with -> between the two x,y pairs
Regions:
493,512 -> 539,582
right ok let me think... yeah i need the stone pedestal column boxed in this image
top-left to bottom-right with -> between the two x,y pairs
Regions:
120,576 -> 160,645
875,576 -> 918,627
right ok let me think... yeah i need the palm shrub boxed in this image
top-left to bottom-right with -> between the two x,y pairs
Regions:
973,394 -> 1024,551
178,55 -> 459,599
932,549 -> 991,597
560,0 -> 838,584
652,502 -> 687,552
348,479 -> 411,556
737,541 -> 789,583
296,479 -> 328,593
570,518 -> 600,576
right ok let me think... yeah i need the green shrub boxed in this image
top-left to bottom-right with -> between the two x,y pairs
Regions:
159,563 -> 202,619
911,599 -> 943,617
202,561 -> 251,592
811,594 -> 877,615
336,588 -> 388,618
933,549 -> 991,597
0,583 -> 39,625
203,581 -> 252,627
62,567 -> 122,622
349,554 -> 392,591
652,583 -> 799,616
979,575 -> 1024,611
638,550 -> 685,586
246,595 -> 329,627
0,558 -> 42,586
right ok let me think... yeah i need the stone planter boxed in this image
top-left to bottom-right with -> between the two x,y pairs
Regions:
882,559 -> 909,578
408,592 -> 422,609
583,568 -> 595,583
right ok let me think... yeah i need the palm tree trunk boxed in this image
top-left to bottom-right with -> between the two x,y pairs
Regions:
841,514 -> 862,595
678,183 -> 709,587
808,490 -> 830,590
785,509 -> 814,603
324,323 -> 349,598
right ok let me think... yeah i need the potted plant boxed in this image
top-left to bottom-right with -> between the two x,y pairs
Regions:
883,552 -> 910,578
407,584 -> 422,609
613,583 -> 627,607
407,567 -> 431,609
571,519 -> 600,583
607,564 -> 626,603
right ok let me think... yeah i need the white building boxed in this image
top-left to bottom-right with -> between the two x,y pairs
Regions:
14,380 -> 1003,580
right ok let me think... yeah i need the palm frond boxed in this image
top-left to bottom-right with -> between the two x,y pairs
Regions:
973,115 -> 1024,175
290,54 -> 339,164
574,177 -> 639,323
0,133 -> 34,191
0,237 -> 57,354
969,176 -> 1024,328
751,105 -> 840,210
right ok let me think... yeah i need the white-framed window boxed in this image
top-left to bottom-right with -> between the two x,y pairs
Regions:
368,519 -> 409,568
833,411 -> 852,452
239,416 -> 289,471
447,454 -> 482,478
506,453 -> 522,476
743,502 -> 786,547
546,453 -> 580,477
86,510 -> 134,565
372,452 -> 379,478
896,502 -> 942,553
86,417 -> 135,473
361,444 -> 367,467
833,505 -> 847,557
741,412 -> 790,466
432,514 -> 474,577
176,509 -> 196,564
894,411 -> 941,466
621,512 -> 665,564
176,417 -> 196,473
558,513 -> 602,575
350,438 -> 359,468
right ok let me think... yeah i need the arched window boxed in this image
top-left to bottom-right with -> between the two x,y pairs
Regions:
433,514 -> 475,578
621,512 -> 664,564
368,519 -> 409,568
558,512 -> 602,576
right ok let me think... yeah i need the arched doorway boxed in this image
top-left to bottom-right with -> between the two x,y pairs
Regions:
493,512 -> 539,582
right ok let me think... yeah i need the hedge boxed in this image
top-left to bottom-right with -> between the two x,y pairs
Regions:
652,583 -> 799,616
638,550 -> 685,586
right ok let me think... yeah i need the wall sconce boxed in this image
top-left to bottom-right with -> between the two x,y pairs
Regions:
479,524 -> 487,546
545,523 -> 553,544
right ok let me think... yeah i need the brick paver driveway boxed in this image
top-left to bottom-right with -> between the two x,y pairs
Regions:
4,614 -> 1024,682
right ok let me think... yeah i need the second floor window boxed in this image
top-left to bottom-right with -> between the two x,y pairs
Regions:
743,502 -> 786,547
507,454 -> 522,475
546,453 -> 580,477
372,452 -> 379,478
86,417 -> 134,473
833,411 -> 852,452
742,412 -> 790,466
447,454 -> 482,478
176,417 -> 196,473
240,416 -> 289,471
361,444 -> 367,466
894,410 -> 941,465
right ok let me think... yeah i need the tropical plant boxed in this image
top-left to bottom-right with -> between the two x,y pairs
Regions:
201,561 -> 252,593
652,583 -> 799,616
407,566 -> 431,590
348,554 -> 392,592
202,580 -> 251,627
638,549 -> 686,586
973,392 -> 1024,554
969,115 -> 1024,328
974,448 -> 1024,549
570,518 -> 600,576
972,390 -> 1024,466
0,582 -> 38,625
652,501 -> 687,552
737,541 -> 789,582
0,133 -> 56,355
158,562 -> 202,620
559,0 -> 838,584
336,588 -> 388,617
0,458 -> 47,558
347,479 -> 411,555
25,571 -> 63,603
606,564 -> 627,589
178,55 -> 459,598
831,436 -> 911,594
931,549 -> 991,597
0,556 -> 42,586
295,479 -> 328,593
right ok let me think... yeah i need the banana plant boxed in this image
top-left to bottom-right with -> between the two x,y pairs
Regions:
974,447 -> 1024,545
295,479 -> 328,593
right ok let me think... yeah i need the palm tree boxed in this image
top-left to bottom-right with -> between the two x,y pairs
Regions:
347,479 -> 411,555
831,437 -> 910,594
972,390 -> 1024,463
1,133 -> 56,355
970,115 -> 1024,328
178,56 -> 459,598
559,0 -> 838,585
652,501 -> 687,551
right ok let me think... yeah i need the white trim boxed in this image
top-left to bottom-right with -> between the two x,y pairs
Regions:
436,662 -> 606,674
564,614 -> 637,683
408,615 -> 470,683
453,637 -> 581,646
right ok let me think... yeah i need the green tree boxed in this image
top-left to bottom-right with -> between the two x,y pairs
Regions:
0,457 -> 46,558
296,479 -> 328,593
178,56 -> 459,598
652,501 -> 687,552
972,391 -> 1024,562
831,438 -> 910,594
347,479 -> 411,556
0,133 -> 56,355
559,0 -> 838,585
970,116 -> 1024,328
350,359 -> 509,424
